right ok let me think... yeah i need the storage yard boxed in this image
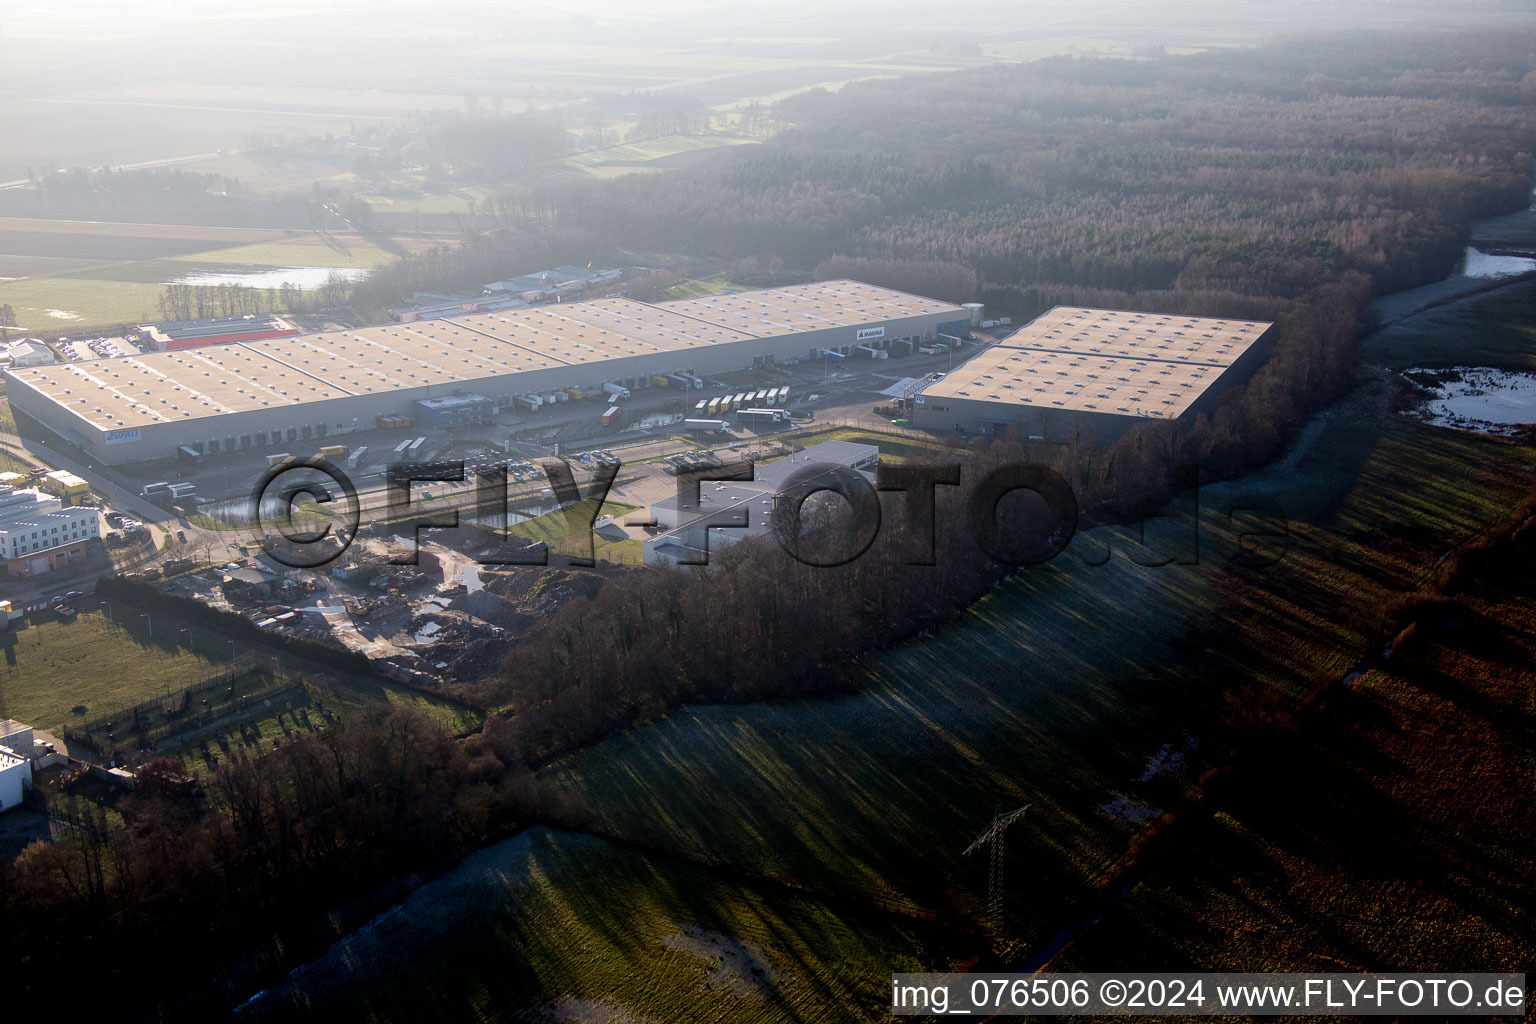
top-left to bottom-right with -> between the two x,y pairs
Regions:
4,280 -> 971,465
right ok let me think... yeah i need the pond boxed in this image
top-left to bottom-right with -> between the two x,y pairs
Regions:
172,266 -> 370,289
1459,247 -> 1536,279
1406,366 -> 1536,435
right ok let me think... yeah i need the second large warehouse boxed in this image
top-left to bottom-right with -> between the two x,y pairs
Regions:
908,306 -> 1275,444
5,280 -> 972,465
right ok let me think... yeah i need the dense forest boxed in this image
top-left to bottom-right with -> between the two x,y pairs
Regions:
544,31 -> 1535,305
4,27 -> 1536,1017
356,31 -> 1535,320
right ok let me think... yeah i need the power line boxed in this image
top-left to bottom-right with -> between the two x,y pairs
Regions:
963,802 -> 1030,935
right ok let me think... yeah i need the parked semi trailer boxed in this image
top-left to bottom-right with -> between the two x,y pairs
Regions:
737,408 -> 785,425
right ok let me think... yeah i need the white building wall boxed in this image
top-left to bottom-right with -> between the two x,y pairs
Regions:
0,752 -> 28,812
0,490 -> 101,562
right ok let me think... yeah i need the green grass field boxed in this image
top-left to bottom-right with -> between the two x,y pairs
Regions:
562,133 -> 761,177
0,227 -> 417,330
360,187 -> 498,216
536,519 -> 1234,934
175,676 -> 483,777
0,276 -> 164,330
662,274 -> 754,300
0,389 -> 19,434
790,426 -> 950,461
241,826 -> 944,1024
509,497 -> 638,565
1053,508 -> 1536,975
1363,279 -> 1536,372
0,254 -> 113,278
164,239 -> 402,270
0,610 -> 229,729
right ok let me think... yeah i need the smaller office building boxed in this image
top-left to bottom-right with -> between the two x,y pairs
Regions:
643,440 -> 879,567
2,339 -> 55,368
0,488 -> 101,576
415,392 -> 495,428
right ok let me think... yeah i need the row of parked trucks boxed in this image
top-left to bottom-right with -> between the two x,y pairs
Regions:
692,387 -> 788,418
516,379 -> 639,414
516,372 -> 710,415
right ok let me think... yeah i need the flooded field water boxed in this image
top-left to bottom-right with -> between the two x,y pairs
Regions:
1405,366 -> 1536,435
174,266 -> 370,289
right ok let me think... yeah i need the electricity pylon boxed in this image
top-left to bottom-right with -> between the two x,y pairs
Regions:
964,803 -> 1031,935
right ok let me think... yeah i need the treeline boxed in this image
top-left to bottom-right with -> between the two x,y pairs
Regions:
615,94 -> 713,143
30,165 -> 239,197
1,706 -> 532,1016
812,255 -> 979,305
157,281 -> 299,321
157,274 -> 355,320
348,229 -> 602,312
95,577 -> 373,677
543,31 -> 1532,303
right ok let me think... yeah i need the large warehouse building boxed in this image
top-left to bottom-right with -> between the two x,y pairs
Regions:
909,306 -> 1274,444
6,281 -> 971,465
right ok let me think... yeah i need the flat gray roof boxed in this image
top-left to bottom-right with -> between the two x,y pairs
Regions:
656,280 -> 964,338
9,283 -> 964,431
918,307 -> 1272,419
652,440 -> 879,513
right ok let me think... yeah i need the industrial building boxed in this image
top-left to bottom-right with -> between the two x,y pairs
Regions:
415,392 -> 495,428
643,440 -> 880,567
1,338 -> 55,368
391,294 -> 529,323
137,313 -> 300,352
0,488 -> 101,576
0,720 -> 65,814
6,280 -> 968,465
908,306 -> 1274,444
0,744 -> 27,813
39,469 -> 90,500
484,265 -> 624,302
